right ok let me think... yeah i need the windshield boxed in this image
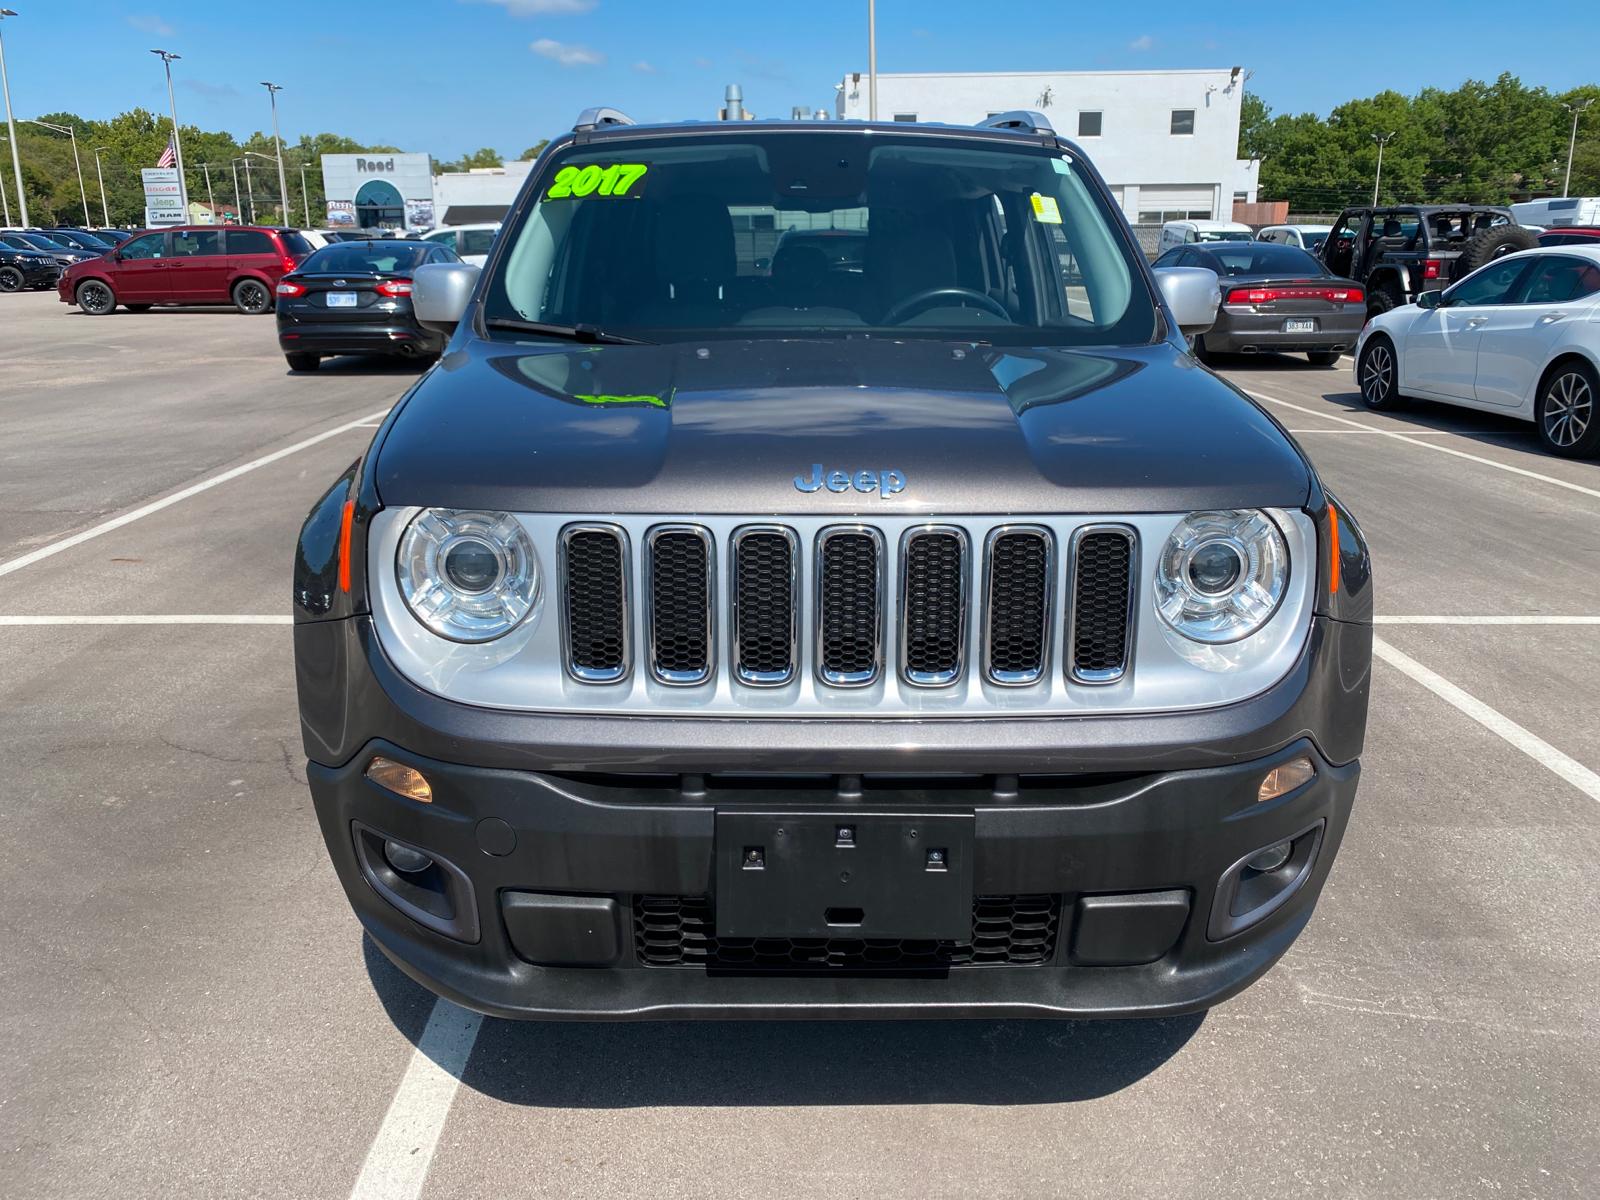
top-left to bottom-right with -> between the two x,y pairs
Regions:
1195,230 -> 1253,243
299,242 -> 430,274
484,132 -> 1153,346
14,233 -> 69,251
53,231 -> 108,250
1195,243 -> 1329,276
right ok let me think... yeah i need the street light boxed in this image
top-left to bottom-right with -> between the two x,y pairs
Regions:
0,133 -> 11,226
26,118 -> 88,225
0,8 -> 28,227
150,49 -> 189,214
243,150 -> 283,223
92,145 -> 110,226
1371,131 -> 1395,206
194,161 -> 218,222
259,82 -> 292,230
233,156 -> 256,223
297,161 -> 311,227
229,158 -> 243,224
1561,98 -> 1594,199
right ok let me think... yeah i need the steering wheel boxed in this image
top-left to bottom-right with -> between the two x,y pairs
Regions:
880,286 -> 1011,326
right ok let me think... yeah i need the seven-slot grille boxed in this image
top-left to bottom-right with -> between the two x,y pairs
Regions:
558,521 -> 1136,689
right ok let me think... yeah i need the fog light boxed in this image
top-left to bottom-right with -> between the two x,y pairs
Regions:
366,756 -> 432,803
383,839 -> 433,875
1258,755 -> 1315,802
1246,841 -> 1293,873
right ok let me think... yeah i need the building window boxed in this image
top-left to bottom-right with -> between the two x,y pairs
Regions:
893,113 -> 917,123
1170,109 -> 1195,136
1077,111 -> 1102,138
1233,191 -> 1249,203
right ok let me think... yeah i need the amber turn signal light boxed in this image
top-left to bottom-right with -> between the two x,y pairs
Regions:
1258,756 -> 1315,802
365,756 -> 433,803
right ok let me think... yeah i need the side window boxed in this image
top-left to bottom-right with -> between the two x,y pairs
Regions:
429,231 -> 458,252
460,229 -> 498,257
1152,249 -> 1182,268
1170,109 -> 1195,136
1445,258 -> 1531,308
1519,256 -> 1600,304
119,233 -> 166,260
172,229 -> 222,257
228,229 -> 274,255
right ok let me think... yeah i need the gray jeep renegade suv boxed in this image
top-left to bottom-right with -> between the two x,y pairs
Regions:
293,109 -> 1372,1020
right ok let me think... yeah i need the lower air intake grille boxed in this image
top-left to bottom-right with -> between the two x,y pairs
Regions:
633,893 -> 1061,969
647,527 -> 712,684
1070,528 -> 1135,683
732,528 -> 797,685
901,530 -> 966,685
561,526 -> 628,681
817,529 -> 883,685
985,529 -> 1051,685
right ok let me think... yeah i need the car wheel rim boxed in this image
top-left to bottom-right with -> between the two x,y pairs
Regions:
240,284 -> 267,312
1362,345 -> 1392,403
1543,372 -> 1593,448
81,283 -> 110,312
0,269 -> 20,292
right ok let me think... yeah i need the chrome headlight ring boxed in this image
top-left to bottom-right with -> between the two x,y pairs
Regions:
396,508 -> 540,643
1154,509 -> 1288,644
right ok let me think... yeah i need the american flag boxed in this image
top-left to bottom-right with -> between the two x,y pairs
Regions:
155,137 -> 176,169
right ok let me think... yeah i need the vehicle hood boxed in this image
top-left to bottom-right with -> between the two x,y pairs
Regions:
374,338 -> 1313,514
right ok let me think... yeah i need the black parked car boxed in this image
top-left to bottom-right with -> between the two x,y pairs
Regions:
0,243 -> 62,292
93,228 -> 134,245
275,239 -> 461,371
0,231 -> 99,267
45,228 -> 116,254
1152,241 -> 1367,366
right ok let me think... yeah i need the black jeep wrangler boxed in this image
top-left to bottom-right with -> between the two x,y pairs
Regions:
1319,205 -> 1536,317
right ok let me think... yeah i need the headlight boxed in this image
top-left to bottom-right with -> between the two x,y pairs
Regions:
1154,510 -> 1288,644
396,508 -> 539,642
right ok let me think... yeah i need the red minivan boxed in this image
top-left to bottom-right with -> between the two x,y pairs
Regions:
57,225 -> 314,316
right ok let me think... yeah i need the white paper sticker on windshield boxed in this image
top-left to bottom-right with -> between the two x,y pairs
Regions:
1030,193 -> 1062,224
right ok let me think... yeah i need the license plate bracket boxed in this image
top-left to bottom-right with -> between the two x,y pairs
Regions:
327,292 -> 358,308
1283,317 -> 1317,333
714,811 -> 974,940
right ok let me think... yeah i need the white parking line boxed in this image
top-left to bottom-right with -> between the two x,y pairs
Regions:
0,408 -> 389,581
1373,636 -> 1600,803
349,999 -> 484,1200
1245,388 -> 1600,502
1376,615 -> 1600,626
0,614 -> 293,625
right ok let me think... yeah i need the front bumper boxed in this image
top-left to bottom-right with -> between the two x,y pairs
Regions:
299,614 -> 1370,1020
1206,307 -> 1365,355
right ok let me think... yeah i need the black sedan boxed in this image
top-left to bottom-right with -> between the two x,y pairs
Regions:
46,228 -> 117,254
275,239 -> 461,372
0,244 -> 62,292
1152,241 -> 1366,367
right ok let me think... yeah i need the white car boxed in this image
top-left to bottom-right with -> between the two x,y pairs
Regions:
1355,246 -> 1600,457
1156,219 -> 1254,254
420,223 -> 501,267
1256,224 -> 1333,253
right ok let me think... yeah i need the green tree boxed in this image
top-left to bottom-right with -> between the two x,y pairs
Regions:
519,139 -> 550,161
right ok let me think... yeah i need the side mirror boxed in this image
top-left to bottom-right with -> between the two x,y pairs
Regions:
1416,289 -> 1443,310
413,261 -> 480,334
1154,266 -> 1221,337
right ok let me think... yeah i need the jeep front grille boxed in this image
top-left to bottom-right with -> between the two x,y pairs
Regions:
555,517 -> 1138,694
633,893 -> 1061,969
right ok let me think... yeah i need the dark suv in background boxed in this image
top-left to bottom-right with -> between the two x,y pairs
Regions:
57,224 -> 313,315
0,242 -> 61,292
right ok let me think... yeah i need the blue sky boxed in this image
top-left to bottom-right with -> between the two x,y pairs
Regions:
4,1 -> 1594,159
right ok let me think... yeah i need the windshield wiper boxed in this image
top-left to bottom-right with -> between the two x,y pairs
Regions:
482,318 -> 652,346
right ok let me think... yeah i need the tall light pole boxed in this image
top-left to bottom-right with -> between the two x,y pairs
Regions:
0,134 -> 11,226
235,156 -> 256,223
229,157 -> 242,224
866,0 -> 877,121
195,161 -> 217,222
243,150 -> 282,222
259,81 -> 292,227
297,161 -> 311,227
0,8 -> 28,228
92,145 -> 110,226
26,118 -> 88,224
150,49 -> 189,214
1562,98 -> 1594,199
1371,131 -> 1395,206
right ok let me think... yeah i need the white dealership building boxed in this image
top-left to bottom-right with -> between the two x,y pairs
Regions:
835,68 -> 1259,224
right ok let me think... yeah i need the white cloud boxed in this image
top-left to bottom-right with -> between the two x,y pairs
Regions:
473,0 -> 597,14
127,14 -> 175,36
1129,34 -> 1154,51
531,38 -> 604,66
633,60 -> 657,74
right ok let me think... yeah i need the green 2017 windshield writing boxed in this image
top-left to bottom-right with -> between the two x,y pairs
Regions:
573,393 -> 666,408
546,163 -> 649,199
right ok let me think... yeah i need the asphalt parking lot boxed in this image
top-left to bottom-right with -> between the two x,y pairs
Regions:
3,291 -> 1597,1199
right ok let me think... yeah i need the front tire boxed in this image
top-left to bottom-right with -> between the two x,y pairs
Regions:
232,278 -> 272,315
0,266 -> 23,293
1536,360 -> 1600,458
1357,335 -> 1406,410
1307,351 -> 1341,367
285,352 -> 320,373
75,279 -> 116,315
1367,286 -> 1401,320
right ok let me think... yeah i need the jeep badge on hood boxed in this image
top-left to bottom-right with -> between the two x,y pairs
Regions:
793,464 -> 908,499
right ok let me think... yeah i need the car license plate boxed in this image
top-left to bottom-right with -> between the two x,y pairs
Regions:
327,292 -> 357,308
1283,318 -> 1317,333
714,810 -> 974,940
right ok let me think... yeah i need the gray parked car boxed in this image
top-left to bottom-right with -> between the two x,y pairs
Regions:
293,107 -> 1373,1021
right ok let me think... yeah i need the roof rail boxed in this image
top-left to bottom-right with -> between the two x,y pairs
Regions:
977,111 -> 1056,137
573,107 -> 636,133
